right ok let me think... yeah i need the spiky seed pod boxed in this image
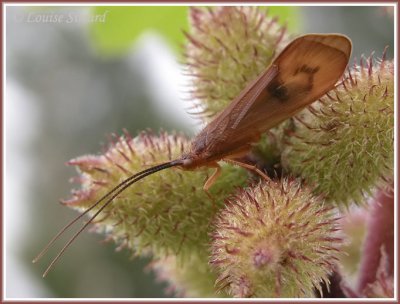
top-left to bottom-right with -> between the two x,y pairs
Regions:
64,130 -> 248,258
211,178 -> 342,298
151,253 -> 227,298
185,6 -> 289,121
283,52 -> 394,206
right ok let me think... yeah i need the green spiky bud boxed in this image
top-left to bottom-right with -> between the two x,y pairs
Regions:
64,130 -> 247,258
211,178 -> 342,298
185,6 -> 288,121
283,52 -> 394,206
152,253 -> 227,298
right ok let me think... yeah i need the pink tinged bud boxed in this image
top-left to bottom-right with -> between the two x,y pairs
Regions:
252,243 -> 280,269
185,6 -> 289,122
65,130 -> 248,264
211,179 -> 342,297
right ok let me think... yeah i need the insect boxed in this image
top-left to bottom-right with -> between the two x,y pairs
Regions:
33,33 -> 352,276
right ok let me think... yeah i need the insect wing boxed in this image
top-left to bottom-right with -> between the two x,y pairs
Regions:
202,34 -> 352,159
194,64 -> 279,155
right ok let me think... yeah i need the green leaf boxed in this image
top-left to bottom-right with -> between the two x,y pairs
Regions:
89,6 -> 189,56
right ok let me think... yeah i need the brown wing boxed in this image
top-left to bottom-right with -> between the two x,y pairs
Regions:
192,34 -> 352,162
190,64 -> 279,156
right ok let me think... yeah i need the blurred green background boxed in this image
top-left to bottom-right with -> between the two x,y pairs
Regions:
5,5 -> 394,298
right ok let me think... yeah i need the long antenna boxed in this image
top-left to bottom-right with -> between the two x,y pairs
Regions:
35,160 -> 183,277
32,161 -> 177,264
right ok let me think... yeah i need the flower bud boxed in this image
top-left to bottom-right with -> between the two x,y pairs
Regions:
284,52 -> 394,206
211,178 -> 342,297
64,130 -> 247,257
185,6 -> 289,121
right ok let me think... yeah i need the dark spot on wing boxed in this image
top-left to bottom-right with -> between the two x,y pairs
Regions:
272,85 -> 289,101
267,78 -> 290,101
292,64 -> 320,93
266,65 -> 320,102
294,64 -> 320,76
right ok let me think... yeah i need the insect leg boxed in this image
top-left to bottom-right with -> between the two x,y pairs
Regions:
223,158 -> 271,181
203,163 -> 221,209
203,163 -> 222,192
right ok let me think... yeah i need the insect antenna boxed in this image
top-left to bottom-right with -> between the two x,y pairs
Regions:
32,161 -> 178,264
34,159 -> 183,277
